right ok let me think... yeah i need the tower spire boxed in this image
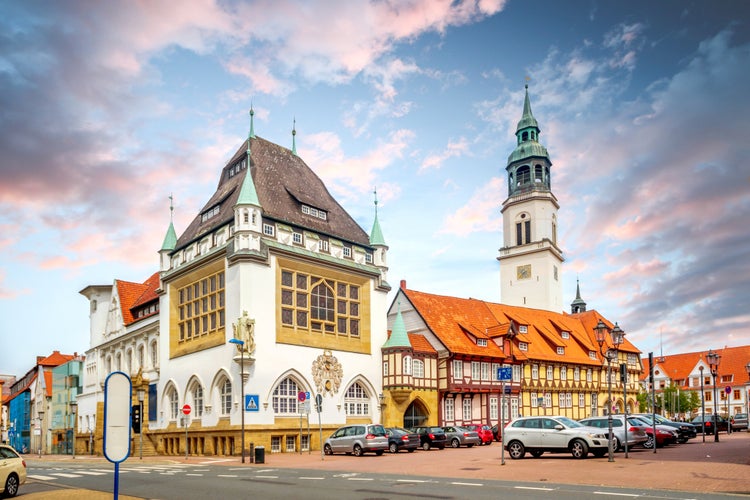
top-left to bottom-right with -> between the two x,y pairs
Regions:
161,193 -> 177,251
248,103 -> 255,139
291,118 -> 297,156
571,276 -> 587,313
370,187 -> 386,246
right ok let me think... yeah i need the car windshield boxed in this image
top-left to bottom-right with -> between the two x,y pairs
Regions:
556,417 -> 584,428
369,425 -> 386,436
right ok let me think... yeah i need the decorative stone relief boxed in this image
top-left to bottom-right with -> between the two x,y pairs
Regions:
312,350 -> 343,396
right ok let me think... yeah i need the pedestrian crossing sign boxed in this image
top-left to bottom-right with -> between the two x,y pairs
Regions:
245,394 -> 259,412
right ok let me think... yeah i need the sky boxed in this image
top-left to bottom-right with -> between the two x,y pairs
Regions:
2,0 -> 749,378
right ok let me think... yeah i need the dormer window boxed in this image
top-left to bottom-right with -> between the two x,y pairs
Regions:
589,350 -> 597,360
556,347 -> 565,355
476,338 -> 487,347
519,325 -> 528,334
365,253 -> 372,264
228,158 -> 247,179
561,331 -> 570,339
519,341 -> 528,351
201,205 -> 220,222
319,240 -> 329,252
301,204 -> 327,221
343,247 -> 352,258
293,232 -> 303,245
263,223 -> 275,236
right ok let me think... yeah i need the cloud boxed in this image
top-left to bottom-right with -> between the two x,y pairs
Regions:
439,177 -> 504,236
420,137 -> 470,171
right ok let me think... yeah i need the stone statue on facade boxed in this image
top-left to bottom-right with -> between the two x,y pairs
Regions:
232,310 -> 256,356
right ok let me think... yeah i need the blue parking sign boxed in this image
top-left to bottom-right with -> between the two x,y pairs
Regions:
497,367 -> 512,381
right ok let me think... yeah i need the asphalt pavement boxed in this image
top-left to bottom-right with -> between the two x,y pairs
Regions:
20,430 -> 750,498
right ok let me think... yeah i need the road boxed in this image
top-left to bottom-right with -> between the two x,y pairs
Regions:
19,430 -> 750,499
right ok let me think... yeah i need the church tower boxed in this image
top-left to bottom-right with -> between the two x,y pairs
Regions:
498,85 -> 563,311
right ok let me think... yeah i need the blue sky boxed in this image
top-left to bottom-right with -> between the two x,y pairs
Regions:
2,0 -> 749,378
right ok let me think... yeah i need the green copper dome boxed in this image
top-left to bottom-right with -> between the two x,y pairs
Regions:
383,306 -> 410,348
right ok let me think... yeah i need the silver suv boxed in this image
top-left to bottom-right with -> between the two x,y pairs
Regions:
579,415 -> 648,450
503,416 -> 609,459
323,424 -> 388,456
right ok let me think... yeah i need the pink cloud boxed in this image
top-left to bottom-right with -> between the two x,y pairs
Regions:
439,177 -> 504,237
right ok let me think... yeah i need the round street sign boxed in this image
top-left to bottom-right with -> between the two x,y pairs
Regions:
297,391 -> 306,402
725,386 -> 731,394
182,404 -> 192,415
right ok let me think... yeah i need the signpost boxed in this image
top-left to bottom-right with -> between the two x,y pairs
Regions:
497,366 -> 512,466
182,404 -> 191,460
298,392 -> 310,455
103,371 -> 132,500
316,394 -> 323,461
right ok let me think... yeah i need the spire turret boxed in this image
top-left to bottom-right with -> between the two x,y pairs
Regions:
570,277 -> 587,313
383,302 -> 411,348
161,194 -> 177,251
369,188 -> 386,246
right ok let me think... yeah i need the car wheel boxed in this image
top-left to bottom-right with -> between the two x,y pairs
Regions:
5,473 -> 19,498
375,450 -> 384,456
422,441 -> 431,451
530,450 -> 543,458
592,449 -> 607,458
678,437 -> 688,444
324,444 -> 333,455
353,444 -> 363,457
570,439 -> 589,459
389,442 -> 398,453
451,438 -> 460,448
611,436 -> 620,451
643,435 -> 654,449
407,448 -> 415,453
508,440 -> 525,459
467,444 -> 474,448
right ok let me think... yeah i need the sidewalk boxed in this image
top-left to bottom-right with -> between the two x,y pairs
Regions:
23,431 -> 750,497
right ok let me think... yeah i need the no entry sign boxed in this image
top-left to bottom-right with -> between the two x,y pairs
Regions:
182,404 -> 192,415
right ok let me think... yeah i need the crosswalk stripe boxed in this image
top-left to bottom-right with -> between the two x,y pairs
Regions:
75,470 -> 108,476
28,474 -> 57,481
51,473 -> 81,478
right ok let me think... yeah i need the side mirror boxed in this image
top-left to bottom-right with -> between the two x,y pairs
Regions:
555,425 -> 564,431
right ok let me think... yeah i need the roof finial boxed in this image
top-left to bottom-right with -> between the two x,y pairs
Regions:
169,193 -> 174,222
373,187 -> 379,217
292,117 -> 297,156
248,103 -> 255,139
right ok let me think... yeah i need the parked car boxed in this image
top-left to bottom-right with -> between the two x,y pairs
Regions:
464,424 -> 494,445
323,424 -> 388,456
629,416 -> 678,448
442,426 -> 482,448
578,415 -> 648,450
632,413 -> 696,442
0,444 -> 26,498
730,413 -> 748,432
502,415 -> 609,459
385,427 -> 419,453
491,424 -> 503,441
691,414 -> 729,435
411,426 -> 447,450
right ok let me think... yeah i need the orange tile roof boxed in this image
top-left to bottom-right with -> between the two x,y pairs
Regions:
44,370 -> 53,398
116,272 -> 159,325
37,350 -> 75,367
642,345 -> 750,389
408,333 -> 437,354
402,288 -> 637,366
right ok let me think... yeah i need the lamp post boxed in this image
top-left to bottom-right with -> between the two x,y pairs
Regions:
706,349 -> 720,442
228,338 -> 246,463
137,388 -> 145,460
37,411 -> 44,458
594,320 -> 625,463
699,365 -> 705,443
70,400 -> 78,459
746,363 -> 750,417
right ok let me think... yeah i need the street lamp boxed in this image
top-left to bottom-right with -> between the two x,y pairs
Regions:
70,400 -> 78,459
594,320 -> 625,463
746,363 -> 750,417
137,388 -> 146,460
699,365 -> 705,443
706,349 -> 721,442
228,338 -> 246,463
37,411 -> 44,458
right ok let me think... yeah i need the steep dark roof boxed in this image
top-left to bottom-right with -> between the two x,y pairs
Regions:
175,136 -> 370,250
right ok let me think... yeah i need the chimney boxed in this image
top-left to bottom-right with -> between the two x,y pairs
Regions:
400,279 -> 407,290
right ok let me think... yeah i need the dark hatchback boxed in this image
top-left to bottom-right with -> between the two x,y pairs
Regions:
411,426 -> 447,450
385,427 -> 419,453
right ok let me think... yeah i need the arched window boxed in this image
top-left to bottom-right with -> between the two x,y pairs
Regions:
310,281 -> 335,332
516,166 -> 531,186
522,131 -> 528,141
168,387 -> 179,420
534,165 -> 543,183
272,377 -> 300,414
126,349 -> 133,374
115,353 -> 122,371
192,384 -> 204,417
105,356 -> 112,374
403,355 -> 412,375
220,379 -> 232,415
150,341 -> 158,369
137,345 -> 144,371
344,382 -> 370,416
413,359 -> 425,378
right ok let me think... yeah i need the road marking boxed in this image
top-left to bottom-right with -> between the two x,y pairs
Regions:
515,486 -> 554,491
450,481 -> 483,487
27,474 -> 57,481
396,479 -> 430,483
50,473 -> 81,478
347,477 -> 374,481
255,475 -> 279,479
593,493 -> 639,497
218,474 -> 238,478
75,470 -> 107,476
185,473 -> 203,476
299,476 -> 325,480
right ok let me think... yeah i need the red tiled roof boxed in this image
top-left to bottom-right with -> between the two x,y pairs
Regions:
131,272 -> 160,309
402,288 -> 638,366
37,350 -> 75,367
408,333 -> 437,354
642,345 -> 750,389
44,370 -> 53,398
116,272 -> 159,325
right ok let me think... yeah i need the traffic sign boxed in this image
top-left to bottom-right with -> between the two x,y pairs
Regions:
496,366 -> 512,381
725,386 -> 732,394
245,394 -> 259,412
298,391 -> 306,402
182,404 -> 192,415
315,393 -> 323,413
